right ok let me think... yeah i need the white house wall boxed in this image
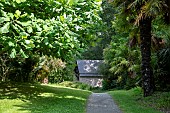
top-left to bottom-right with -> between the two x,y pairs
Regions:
79,76 -> 103,87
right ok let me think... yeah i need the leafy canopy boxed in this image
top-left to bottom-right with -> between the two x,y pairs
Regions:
0,0 -> 102,61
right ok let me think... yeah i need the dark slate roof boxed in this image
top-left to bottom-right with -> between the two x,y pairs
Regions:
77,60 -> 103,76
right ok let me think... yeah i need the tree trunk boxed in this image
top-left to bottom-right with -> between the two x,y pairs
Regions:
139,17 -> 154,97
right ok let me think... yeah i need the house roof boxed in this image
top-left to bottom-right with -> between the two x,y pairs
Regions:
77,60 -> 103,76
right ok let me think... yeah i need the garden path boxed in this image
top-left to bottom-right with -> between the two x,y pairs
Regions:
86,93 -> 122,113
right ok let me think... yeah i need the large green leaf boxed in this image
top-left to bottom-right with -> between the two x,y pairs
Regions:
14,10 -> 21,18
8,41 -> 15,47
19,49 -> 28,58
20,21 -> 31,26
16,0 -> 21,3
0,17 -> 10,24
15,0 -> 26,4
0,22 -> 10,33
35,24 -> 42,31
70,43 -> 74,48
0,17 -> 5,24
0,10 -> 7,17
24,40 -> 35,49
67,0 -> 79,5
10,48 -> 16,58
20,32 -> 29,39
27,26 -> 33,33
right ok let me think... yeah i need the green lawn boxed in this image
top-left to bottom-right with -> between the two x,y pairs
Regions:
0,82 -> 91,113
108,87 -> 170,113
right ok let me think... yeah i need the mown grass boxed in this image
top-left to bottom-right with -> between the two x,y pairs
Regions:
108,87 -> 170,113
0,82 -> 91,113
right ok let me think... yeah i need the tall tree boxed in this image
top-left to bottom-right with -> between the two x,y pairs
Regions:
139,17 -> 154,96
129,0 -> 170,96
109,0 -> 157,96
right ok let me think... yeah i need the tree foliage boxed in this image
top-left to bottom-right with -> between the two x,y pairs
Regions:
0,0 -> 102,60
0,0 -> 103,82
100,0 -> 170,95
81,0 -> 115,60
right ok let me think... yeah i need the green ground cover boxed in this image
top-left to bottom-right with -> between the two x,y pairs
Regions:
109,87 -> 170,113
0,82 -> 91,113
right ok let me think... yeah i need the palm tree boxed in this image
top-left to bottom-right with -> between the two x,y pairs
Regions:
131,0 -> 170,96
139,16 -> 154,96
108,0 -> 168,96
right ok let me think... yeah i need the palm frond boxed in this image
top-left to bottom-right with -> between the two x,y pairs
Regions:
133,0 -> 165,25
159,48 -> 170,64
128,64 -> 140,72
151,36 -> 164,51
118,60 -> 129,66
128,0 -> 141,10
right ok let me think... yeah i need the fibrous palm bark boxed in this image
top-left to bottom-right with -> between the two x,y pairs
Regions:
139,17 -> 154,97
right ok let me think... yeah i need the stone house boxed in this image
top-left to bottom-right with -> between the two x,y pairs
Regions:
76,60 -> 103,87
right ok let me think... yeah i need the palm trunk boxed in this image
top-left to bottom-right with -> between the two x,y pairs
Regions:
139,17 -> 154,97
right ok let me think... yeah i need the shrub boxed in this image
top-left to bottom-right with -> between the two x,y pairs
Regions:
58,81 -> 92,91
124,77 -> 138,90
33,56 -> 67,83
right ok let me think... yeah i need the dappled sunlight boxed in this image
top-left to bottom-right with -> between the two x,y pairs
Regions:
14,93 -> 88,113
0,99 -> 31,113
65,95 -> 86,101
0,83 -> 91,113
38,92 -> 86,101
0,83 -> 43,100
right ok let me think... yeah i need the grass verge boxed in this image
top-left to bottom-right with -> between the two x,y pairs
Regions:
108,87 -> 170,113
0,82 -> 91,113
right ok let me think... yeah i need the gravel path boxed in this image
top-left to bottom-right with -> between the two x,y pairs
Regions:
86,93 -> 122,113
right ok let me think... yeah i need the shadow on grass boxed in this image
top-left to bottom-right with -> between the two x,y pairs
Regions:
0,82 -> 44,100
0,82 -> 91,113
